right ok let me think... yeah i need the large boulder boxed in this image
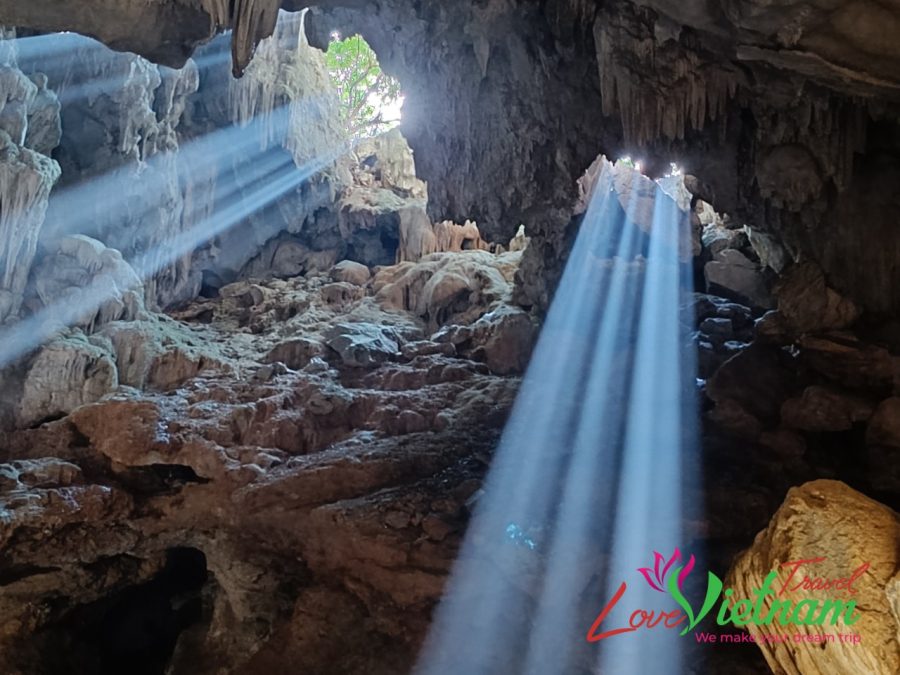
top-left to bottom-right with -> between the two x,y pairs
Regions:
17,333 -> 118,427
704,248 -> 772,310
25,235 -> 145,331
780,385 -> 874,432
433,305 -> 537,375
758,262 -> 860,339
728,480 -> 900,675
329,260 -> 371,286
324,322 -> 402,368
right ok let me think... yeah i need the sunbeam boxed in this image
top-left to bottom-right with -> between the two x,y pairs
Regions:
0,136 -> 350,369
415,158 -> 699,675
40,103 -> 296,240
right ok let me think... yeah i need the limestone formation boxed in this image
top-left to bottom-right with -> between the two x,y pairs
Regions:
758,262 -> 861,339
25,235 -> 145,331
0,246 -> 529,673
728,480 -> 900,675
329,260 -> 371,286
396,212 -> 491,263
0,3 -> 899,674
374,249 -> 520,330
0,55 -> 61,323
16,334 -> 118,428
704,249 -> 772,310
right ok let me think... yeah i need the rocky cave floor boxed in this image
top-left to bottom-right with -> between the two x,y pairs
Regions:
0,243 -> 530,674
2,216 -> 900,673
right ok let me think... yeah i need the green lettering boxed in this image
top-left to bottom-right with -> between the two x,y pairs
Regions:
761,599 -> 793,625
814,599 -> 861,626
667,566 -> 723,636
789,599 -> 820,625
716,589 -> 733,625
731,599 -> 753,626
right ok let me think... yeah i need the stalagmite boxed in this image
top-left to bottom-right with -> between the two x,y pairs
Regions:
397,208 -> 491,263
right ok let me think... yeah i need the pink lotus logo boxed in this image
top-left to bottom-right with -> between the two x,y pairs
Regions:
638,548 -> 695,593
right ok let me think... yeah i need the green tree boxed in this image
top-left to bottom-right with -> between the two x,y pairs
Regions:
325,34 -> 402,138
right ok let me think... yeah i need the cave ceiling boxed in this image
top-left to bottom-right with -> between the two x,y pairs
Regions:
3,0 -> 900,313
4,1 -> 898,96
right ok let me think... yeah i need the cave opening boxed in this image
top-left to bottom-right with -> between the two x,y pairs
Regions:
34,547 -> 210,675
322,30 -> 404,138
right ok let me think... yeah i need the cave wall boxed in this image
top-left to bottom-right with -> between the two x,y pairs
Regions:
2,13 -> 349,316
0,38 -> 61,323
3,1 -> 900,318
299,0 -> 900,317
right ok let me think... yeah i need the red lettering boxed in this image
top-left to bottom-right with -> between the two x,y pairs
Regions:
663,611 -> 687,628
586,582 -> 637,642
847,562 -> 870,595
778,557 -> 826,596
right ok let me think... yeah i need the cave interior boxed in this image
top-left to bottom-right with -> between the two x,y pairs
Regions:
0,1 -> 899,674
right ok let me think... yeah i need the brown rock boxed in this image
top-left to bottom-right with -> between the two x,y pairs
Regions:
781,385 -> 874,432
799,334 -> 894,390
773,262 -> 860,335
264,337 -> 324,369
329,260 -> 371,286
320,281 -> 365,308
866,398 -> 900,448
728,480 -> 900,675
707,343 -> 798,422
421,514 -> 456,541
706,398 -> 762,439
17,335 -> 118,428
704,249 -> 773,310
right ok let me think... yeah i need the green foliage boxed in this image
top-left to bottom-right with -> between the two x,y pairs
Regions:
324,34 -> 402,138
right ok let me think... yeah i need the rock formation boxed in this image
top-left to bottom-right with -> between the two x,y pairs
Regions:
728,480 -> 900,675
0,2 -> 899,674
0,45 -> 61,322
0,247 -> 530,673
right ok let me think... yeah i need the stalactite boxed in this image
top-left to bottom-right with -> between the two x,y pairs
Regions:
753,93 -> 868,193
593,7 -> 739,146
200,0 -> 281,77
228,10 -> 343,169
227,10 -> 305,141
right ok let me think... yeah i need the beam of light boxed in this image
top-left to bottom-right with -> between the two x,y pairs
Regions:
39,94 -> 330,248
49,49 -> 230,106
0,138 -> 350,369
521,175 -> 650,675
40,103 -> 296,241
14,31 -> 229,72
12,32 -> 101,64
598,178 -> 696,674
415,160 -> 699,675
12,31 -> 227,108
